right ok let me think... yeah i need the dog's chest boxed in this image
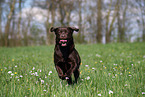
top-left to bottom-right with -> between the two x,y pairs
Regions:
60,46 -> 70,61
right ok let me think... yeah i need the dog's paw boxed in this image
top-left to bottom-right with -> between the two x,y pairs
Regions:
59,74 -> 65,80
65,72 -> 71,77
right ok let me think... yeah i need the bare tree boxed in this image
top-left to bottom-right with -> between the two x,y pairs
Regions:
0,0 -> 3,46
4,0 -> 16,47
77,0 -> 82,43
136,0 -> 145,42
117,0 -> 128,42
16,0 -> 22,46
96,0 -> 102,43
105,0 -> 118,43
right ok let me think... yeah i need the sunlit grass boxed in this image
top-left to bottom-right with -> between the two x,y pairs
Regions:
0,43 -> 145,97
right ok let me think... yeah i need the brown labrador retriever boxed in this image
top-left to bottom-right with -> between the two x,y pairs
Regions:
50,27 -> 81,84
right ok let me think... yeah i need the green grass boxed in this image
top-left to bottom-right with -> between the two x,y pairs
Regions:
0,43 -> 145,97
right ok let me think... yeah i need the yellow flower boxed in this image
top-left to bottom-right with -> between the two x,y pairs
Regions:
129,72 -> 130,74
80,63 -> 82,65
12,59 -> 14,61
15,72 -> 17,74
105,67 -> 106,69
95,62 -> 97,64
115,67 -> 117,68
1,69 -> 2,71
127,67 -> 129,70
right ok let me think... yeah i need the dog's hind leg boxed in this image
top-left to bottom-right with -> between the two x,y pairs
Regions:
74,69 -> 80,83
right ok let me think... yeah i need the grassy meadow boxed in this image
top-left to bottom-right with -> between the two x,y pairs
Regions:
0,43 -> 145,97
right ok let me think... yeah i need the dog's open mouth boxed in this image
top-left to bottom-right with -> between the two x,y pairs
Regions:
59,40 -> 67,46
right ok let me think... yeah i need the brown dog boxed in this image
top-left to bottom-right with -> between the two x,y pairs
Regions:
50,27 -> 81,84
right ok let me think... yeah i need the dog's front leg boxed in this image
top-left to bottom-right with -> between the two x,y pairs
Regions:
65,61 -> 77,77
55,65 -> 65,80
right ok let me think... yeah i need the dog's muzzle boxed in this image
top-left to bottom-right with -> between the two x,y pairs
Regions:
59,40 -> 67,46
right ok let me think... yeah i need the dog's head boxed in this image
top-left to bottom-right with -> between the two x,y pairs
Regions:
50,27 -> 79,46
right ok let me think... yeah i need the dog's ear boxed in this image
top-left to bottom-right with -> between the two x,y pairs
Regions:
68,27 -> 79,32
50,27 -> 58,32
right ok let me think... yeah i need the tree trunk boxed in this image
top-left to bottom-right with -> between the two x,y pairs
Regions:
78,0 -> 82,43
117,0 -> 128,43
0,2 -> 2,46
105,0 -> 118,43
24,19 -> 31,46
117,0 -> 123,42
4,0 -> 16,47
96,0 -> 102,43
122,0 -> 128,42
17,0 -> 22,46
45,0 -> 55,45
59,1 -> 65,26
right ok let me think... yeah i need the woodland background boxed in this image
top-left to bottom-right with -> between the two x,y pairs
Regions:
0,0 -> 145,47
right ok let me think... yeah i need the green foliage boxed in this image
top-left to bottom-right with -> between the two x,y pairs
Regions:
0,43 -> 145,97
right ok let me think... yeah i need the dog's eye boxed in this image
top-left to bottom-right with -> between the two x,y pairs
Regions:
66,32 -> 68,34
58,31 -> 61,34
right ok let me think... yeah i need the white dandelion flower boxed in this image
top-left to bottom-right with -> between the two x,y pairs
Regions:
48,71 -> 52,75
20,75 -> 23,77
125,84 -> 128,86
36,81 -> 38,84
98,94 -> 101,96
35,72 -> 38,76
8,71 -> 12,74
96,54 -> 101,57
131,64 -> 133,66
109,90 -> 113,94
4,67 -> 7,69
41,80 -> 44,84
142,92 -> 145,95
11,73 -> 14,76
49,71 -> 52,73
16,76 -> 19,78
32,67 -> 35,70
86,76 -> 90,80
108,73 -> 111,76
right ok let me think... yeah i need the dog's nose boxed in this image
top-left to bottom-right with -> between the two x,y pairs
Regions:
60,34 -> 66,38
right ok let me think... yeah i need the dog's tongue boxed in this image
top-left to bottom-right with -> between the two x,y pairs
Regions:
59,40 -> 67,46
60,40 -> 67,42
61,43 -> 67,46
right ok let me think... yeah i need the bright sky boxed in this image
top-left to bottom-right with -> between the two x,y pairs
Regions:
24,0 -> 32,8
